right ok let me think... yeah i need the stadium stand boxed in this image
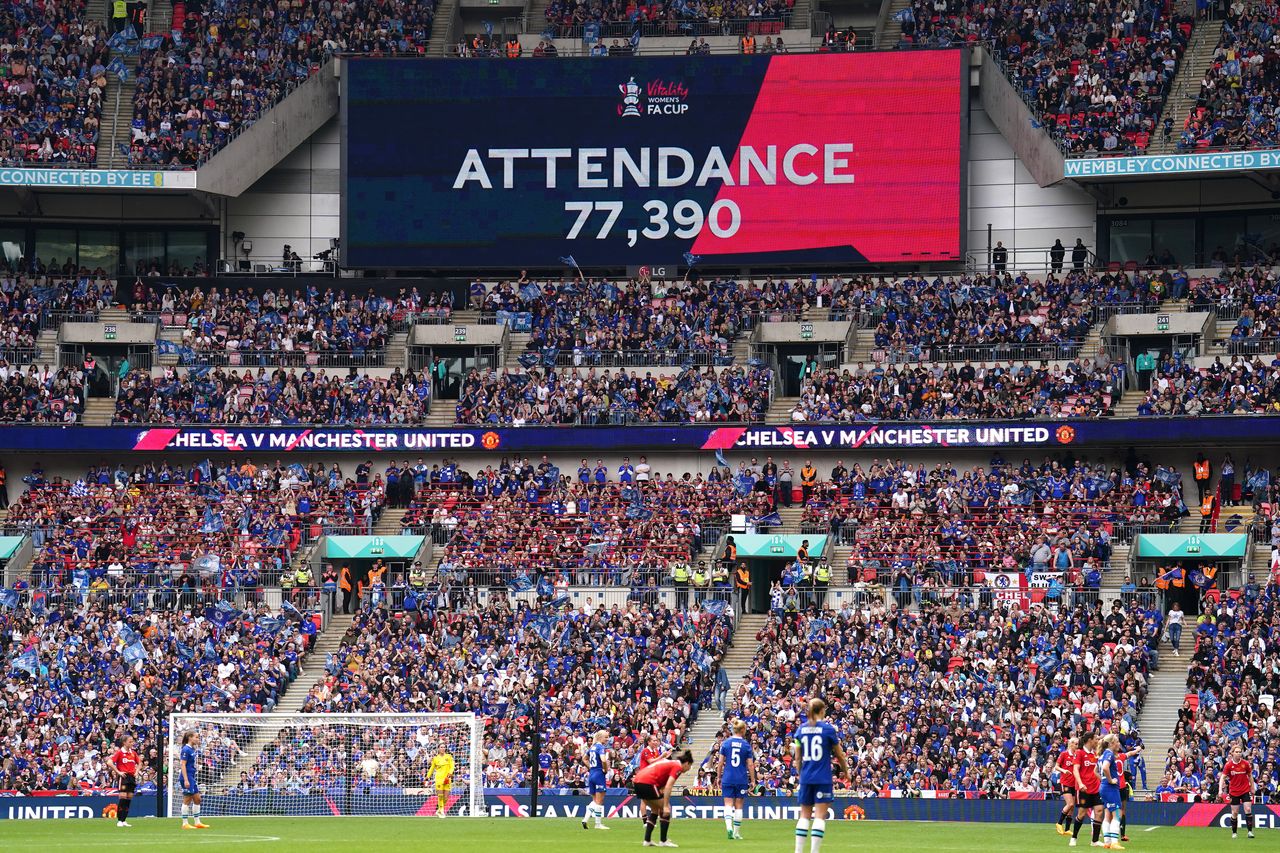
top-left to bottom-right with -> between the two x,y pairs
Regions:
7,461 -> 385,590
127,0 -> 437,168
703,597 -> 1158,795
895,0 -> 1192,155
1178,2 -> 1280,151
0,594 -> 313,792
0,0 -> 107,165
299,601 -> 732,789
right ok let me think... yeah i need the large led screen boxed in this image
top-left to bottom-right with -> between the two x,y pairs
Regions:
342,51 -> 965,267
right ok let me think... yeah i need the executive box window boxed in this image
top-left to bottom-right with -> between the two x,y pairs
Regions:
1102,210 -> 1280,267
2,225 -> 216,276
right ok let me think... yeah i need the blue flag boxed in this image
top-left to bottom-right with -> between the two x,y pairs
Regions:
484,20 -> 493,36
690,645 -> 712,672
256,616 -> 286,635
558,621 -> 573,649
0,589 -> 18,609
507,575 -> 534,593
714,448 -> 729,468
547,594 -> 572,610
558,255 -> 577,268
703,599 -> 729,617
29,591 -> 45,616
281,600 -> 304,620
10,648 -> 38,676
1222,720 -> 1248,739
751,511 -> 782,527
122,641 -> 148,666
629,29 -> 641,48
806,618 -> 832,642
683,252 -> 701,267
523,612 -> 559,643
203,638 -> 219,662
536,576 -> 555,599
175,641 -> 195,661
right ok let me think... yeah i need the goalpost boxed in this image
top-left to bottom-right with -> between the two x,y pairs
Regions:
166,713 -> 484,819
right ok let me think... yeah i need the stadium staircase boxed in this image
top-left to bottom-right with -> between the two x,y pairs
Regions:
373,507 -> 409,536
1150,20 -> 1224,155
764,394 -> 797,423
683,612 -> 768,768
427,0 -> 462,56
1133,635 -> 1189,793
82,398 -> 117,426
214,612 -> 355,787
36,328 -> 58,365
876,0 -> 911,47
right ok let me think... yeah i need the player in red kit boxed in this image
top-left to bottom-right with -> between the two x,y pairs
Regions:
1220,744 -> 1255,839
1070,732 -> 1103,848
639,735 -> 664,770
632,749 -> 693,847
1055,736 -> 1079,836
109,736 -> 140,828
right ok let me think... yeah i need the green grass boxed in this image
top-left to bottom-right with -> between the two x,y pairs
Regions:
0,816 -> 1260,853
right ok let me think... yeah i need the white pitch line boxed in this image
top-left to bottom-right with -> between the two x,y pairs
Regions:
2,834 -> 283,848
1144,826 -> 1159,832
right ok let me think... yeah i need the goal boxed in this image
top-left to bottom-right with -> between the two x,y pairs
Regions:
166,713 -> 484,818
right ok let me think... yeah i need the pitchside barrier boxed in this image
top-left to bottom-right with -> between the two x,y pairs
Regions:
2,794 -> 1276,828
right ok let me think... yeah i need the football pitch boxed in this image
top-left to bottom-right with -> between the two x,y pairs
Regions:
0,816 -> 1261,852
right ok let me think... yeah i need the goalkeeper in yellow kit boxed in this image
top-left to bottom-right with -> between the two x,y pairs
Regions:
428,744 -> 456,818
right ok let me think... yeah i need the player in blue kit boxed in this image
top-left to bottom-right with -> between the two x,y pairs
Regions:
1098,734 -> 1124,850
717,720 -> 757,840
791,698 -> 847,853
178,731 -> 209,830
581,730 -> 611,831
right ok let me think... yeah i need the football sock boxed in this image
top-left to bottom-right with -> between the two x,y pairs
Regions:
1120,815 -> 1126,837
181,804 -> 189,825
644,812 -> 657,842
734,807 -> 743,834
118,799 -> 130,822
810,819 -> 826,853
725,810 -> 734,834
795,818 -> 811,853
659,817 -> 671,843
1072,817 -> 1083,839
1092,820 -> 1101,844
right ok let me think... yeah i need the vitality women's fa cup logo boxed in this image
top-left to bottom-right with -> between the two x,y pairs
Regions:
618,77 -> 642,117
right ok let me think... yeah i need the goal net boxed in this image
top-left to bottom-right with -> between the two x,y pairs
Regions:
166,713 -> 483,818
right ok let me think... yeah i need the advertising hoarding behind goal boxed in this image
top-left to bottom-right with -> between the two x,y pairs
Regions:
341,51 -> 965,268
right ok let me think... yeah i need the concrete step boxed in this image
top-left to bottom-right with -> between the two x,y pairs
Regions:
684,613 -> 768,767
214,613 -> 354,784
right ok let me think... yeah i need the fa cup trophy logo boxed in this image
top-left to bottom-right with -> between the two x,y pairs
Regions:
618,77 -> 641,117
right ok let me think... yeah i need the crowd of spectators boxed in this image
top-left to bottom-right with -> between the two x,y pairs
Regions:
1188,268 -> 1280,352
0,595 -> 312,792
0,0 -> 107,166
791,455 -> 1183,590
6,459 -> 385,593
0,363 -> 86,423
300,600 -> 731,790
705,595 -> 1158,795
477,277 -> 770,366
1135,353 -> 1280,415
454,365 -> 773,425
130,283 -> 444,364
403,458 -> 764,587
1178,2 -> 1280,152
789,358 -> 1124,422
856,271 -> 1119,363
541,0 -> 792,40
1158,577 -> 1280,800
113,366 -> 431,425
898,0 -> 1191,155
128,0 -> 437,168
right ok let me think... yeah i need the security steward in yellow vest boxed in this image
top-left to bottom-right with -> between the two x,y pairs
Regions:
734,563 -> 751,614
672,559 -> 691,609
112,0 -> 128,32
409,562 -> 428,592
813,561 -> 832,610
691,562 -> 710,604
711,561 -> 730,606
